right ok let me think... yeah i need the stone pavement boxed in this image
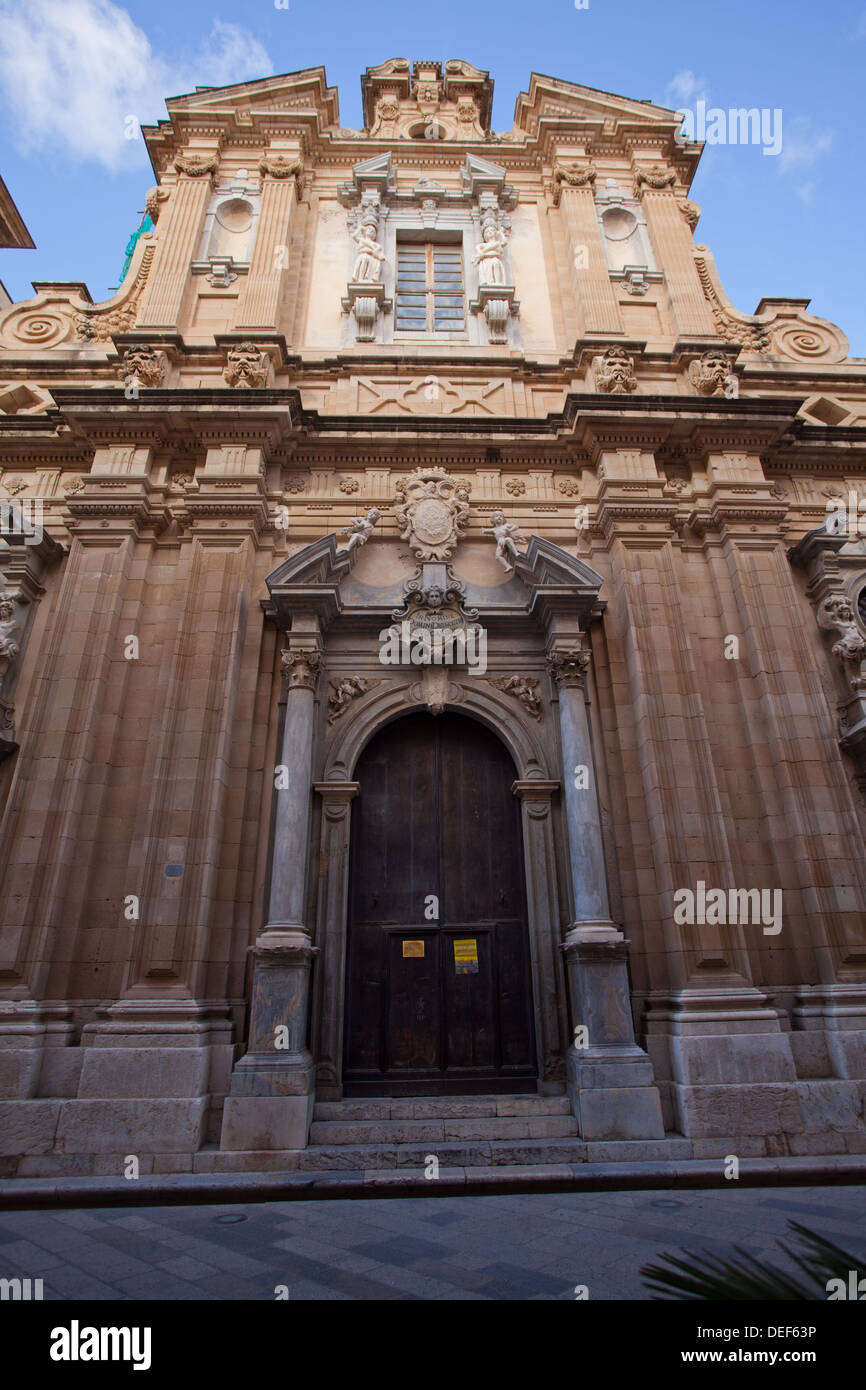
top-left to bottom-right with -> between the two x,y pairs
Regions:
0,1184 -> 863,1301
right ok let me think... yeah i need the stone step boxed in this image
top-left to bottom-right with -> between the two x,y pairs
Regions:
312,1095 -> 572,1122
298,1137 -> 588,1170
309,1114 -> 577,1144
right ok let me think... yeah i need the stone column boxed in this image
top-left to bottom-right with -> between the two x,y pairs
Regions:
547,647 -> 615,931
548,643 -> 665,1140
221,636 -> 322,1152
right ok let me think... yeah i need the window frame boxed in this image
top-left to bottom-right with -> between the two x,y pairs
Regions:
394,236 -> 467,340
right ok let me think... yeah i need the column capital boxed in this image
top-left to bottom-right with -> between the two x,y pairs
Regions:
280,645 -> 323,691
546,646 -> 591,689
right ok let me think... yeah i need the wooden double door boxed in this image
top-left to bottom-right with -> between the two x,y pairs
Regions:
343,712 -> 537,1095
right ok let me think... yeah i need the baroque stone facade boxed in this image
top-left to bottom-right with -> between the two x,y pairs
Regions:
0,58 -> 865,1178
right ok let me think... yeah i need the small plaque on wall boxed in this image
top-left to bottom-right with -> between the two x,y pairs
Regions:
454,938 -> 479,974
402,940 -> 425,958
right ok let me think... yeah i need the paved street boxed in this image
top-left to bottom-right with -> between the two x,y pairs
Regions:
1,1184 -> 864,1300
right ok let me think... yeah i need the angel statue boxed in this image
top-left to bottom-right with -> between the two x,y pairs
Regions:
351,221 -> 386,283
483,510 -> 526,573
342,507 -> 381,552
472,221 -> 509,286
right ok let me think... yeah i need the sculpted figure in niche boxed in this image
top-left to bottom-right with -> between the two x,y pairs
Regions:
0,595 -> 21,681
342,507 -> 381,552
484,509 -> 526,572
817,594 -> 866,689
351,221 -> 386,283
472,221 -> 509,286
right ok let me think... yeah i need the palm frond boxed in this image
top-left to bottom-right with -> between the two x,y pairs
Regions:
640,1220 -> 865,1301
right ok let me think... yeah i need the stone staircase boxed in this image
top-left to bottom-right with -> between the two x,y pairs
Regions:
297,1094 -> 587,1170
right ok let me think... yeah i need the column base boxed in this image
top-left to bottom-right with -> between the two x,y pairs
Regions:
221,1052 -> 315,1151
792,984 -> 866,1079
645,985 -> 800,1136
568,1046 -> 665,1140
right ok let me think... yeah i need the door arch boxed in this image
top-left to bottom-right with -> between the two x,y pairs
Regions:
343,710 -> 537,1095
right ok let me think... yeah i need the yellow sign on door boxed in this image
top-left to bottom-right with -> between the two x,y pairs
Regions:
402,940 -> 425,958
454,938 -> 479,974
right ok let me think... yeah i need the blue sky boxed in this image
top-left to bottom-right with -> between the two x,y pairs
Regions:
1,0 -> 863,354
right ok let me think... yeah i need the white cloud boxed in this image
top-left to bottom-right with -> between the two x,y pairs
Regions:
0,0 -> 271,171
777,116 -> 835,173
663,69 -> 710,110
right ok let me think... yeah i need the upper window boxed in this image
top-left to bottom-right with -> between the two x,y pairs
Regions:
395,242 -> 465,334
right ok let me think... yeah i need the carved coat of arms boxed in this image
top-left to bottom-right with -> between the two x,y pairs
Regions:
393,467 -> 470,561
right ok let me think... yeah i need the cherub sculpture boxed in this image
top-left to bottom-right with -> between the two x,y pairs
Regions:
483,509 -> 526,572
342,507 -> 381,552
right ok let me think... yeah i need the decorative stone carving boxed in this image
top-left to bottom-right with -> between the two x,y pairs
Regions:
457,98 -> 477,124
327,675 -> 380,725
116,344 -> 166,388
557,479 -> 580,497
343,198 -> 391,342
489,674 -> 543,721
483,509 -> 527,572
392,469 -> 470,562
338,477 -> 360,494
144,186 -> 169,222
174,153 -> 218,179
168,472 -> 195,493
341,507 -> 381,552
679,198 -> 701,230
62,476 -> 86,496
259,156 -> 303,182
350,219 -> 386,283
689,349 -> 738,397
505,478 -> 525,496
546,647 -> 592,689
472,219 -> 509,286
224,341 -> 270,388
817,595 -> 866,690
0,593 -> 21,682
70,242 -> 156,342
634,165 -> 677,196
552,161 -> 596,206
2,477 -> 27,496
283,476 -> 307,495
595,346 -> 638,394
693,248 -> 771,352
280,647 -> 322,690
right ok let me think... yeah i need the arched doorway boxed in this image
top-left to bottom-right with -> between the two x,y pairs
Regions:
343,710 -> 537,1094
